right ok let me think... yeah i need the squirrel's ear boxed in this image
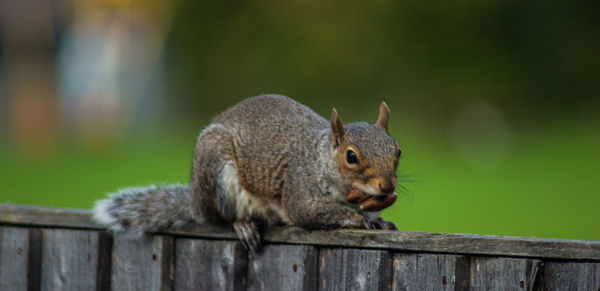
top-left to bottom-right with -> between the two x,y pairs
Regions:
330,108 -> 345,147
375,101 -> 390,132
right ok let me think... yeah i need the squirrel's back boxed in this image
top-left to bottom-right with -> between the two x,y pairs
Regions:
213,94 -> 327,136
210,94 -> 329,199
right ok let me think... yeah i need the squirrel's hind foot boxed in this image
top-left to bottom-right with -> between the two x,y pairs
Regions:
233,216 -> 266,255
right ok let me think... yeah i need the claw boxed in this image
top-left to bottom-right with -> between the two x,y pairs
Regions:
233,222 -> 249,251
365,217 -> 398,231
233,219 -> 263,255
370,218 -> 386,229
248,226 -> 260,254
383,219 -> 398,230
362,220 -> 372,229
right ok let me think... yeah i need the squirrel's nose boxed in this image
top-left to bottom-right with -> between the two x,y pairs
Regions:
379,181 -> 396,194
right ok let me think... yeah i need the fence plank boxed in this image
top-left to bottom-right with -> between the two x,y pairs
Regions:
318,248 -> 393,291
41,229 -> 99,291
0,204 -> 100,229
542,262 -> 600,290
175,239 -> 246,291
392,253 -> 469,291
247,244 -> 317,291
470,257 -> 542,291
0,227 -> 30,291
3,204 -> 600,261
111,235 -> 174,291
3,205 -> 600,291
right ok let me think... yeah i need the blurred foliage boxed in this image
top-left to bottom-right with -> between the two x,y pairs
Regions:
164,0 -> 599,121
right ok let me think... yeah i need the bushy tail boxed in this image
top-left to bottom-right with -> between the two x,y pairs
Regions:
93,184 -> 199,236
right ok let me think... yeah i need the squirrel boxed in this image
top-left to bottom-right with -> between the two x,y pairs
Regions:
93,94 -> 401,253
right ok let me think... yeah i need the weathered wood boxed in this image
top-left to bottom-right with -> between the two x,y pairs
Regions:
392,253 -> 469,291
175,239 -> 246,291
2,204 -> 599,261
247,244 -> 318,291
111,234 -> 174,291
0,204 -> 100,230
541,261 -> 600,290
318,248 -> 393,291
0,227 -> 30,291
470,257 -> 542,291
41,229 -> 100,291
260,228 -> 600,262
3,203 -> 600,291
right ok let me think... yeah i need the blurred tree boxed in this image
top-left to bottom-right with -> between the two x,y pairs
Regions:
164,0 -> 600,123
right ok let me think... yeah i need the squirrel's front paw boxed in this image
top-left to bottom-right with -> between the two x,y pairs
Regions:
367,217 -> 398,230
338,214 -> 370,229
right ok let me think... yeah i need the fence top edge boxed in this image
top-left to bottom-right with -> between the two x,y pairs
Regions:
1,203 -> 599,261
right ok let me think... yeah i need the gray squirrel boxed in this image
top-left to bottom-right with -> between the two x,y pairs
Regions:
93,94 -> 401,253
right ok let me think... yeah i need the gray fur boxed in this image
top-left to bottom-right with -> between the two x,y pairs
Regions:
93,94 -> 400,251
93,184 -> 194,237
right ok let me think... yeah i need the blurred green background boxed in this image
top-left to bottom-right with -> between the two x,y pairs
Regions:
1,0 -> 598,240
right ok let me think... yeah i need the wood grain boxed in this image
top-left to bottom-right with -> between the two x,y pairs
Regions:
247,244 -> 318,291
0,227 -> 30,291
175,239 -> 246,291
111,234 -> 174,291
318,248 -> 393,291
41,229 -> 99,291
392,253 -> 469,291
469,256 -> 542,291
541,261 -> 600,290
2,203 -> 600,291
1,204 -> 599,261
0,204 -> 100,229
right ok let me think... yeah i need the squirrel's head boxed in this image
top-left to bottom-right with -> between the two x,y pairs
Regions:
330,102 -> 401,196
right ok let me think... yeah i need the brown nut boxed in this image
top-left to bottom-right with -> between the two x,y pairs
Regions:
347,188 -> 370,203
360,193 -> 397,212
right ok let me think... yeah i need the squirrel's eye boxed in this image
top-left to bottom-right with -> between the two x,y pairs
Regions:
346,149 -> 358,164
397,148 -> 402,159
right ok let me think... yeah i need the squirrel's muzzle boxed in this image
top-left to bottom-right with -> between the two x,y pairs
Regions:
378,180 -> 396,194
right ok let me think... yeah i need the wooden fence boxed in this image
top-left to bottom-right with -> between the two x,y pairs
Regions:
0,204 -> 599,290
